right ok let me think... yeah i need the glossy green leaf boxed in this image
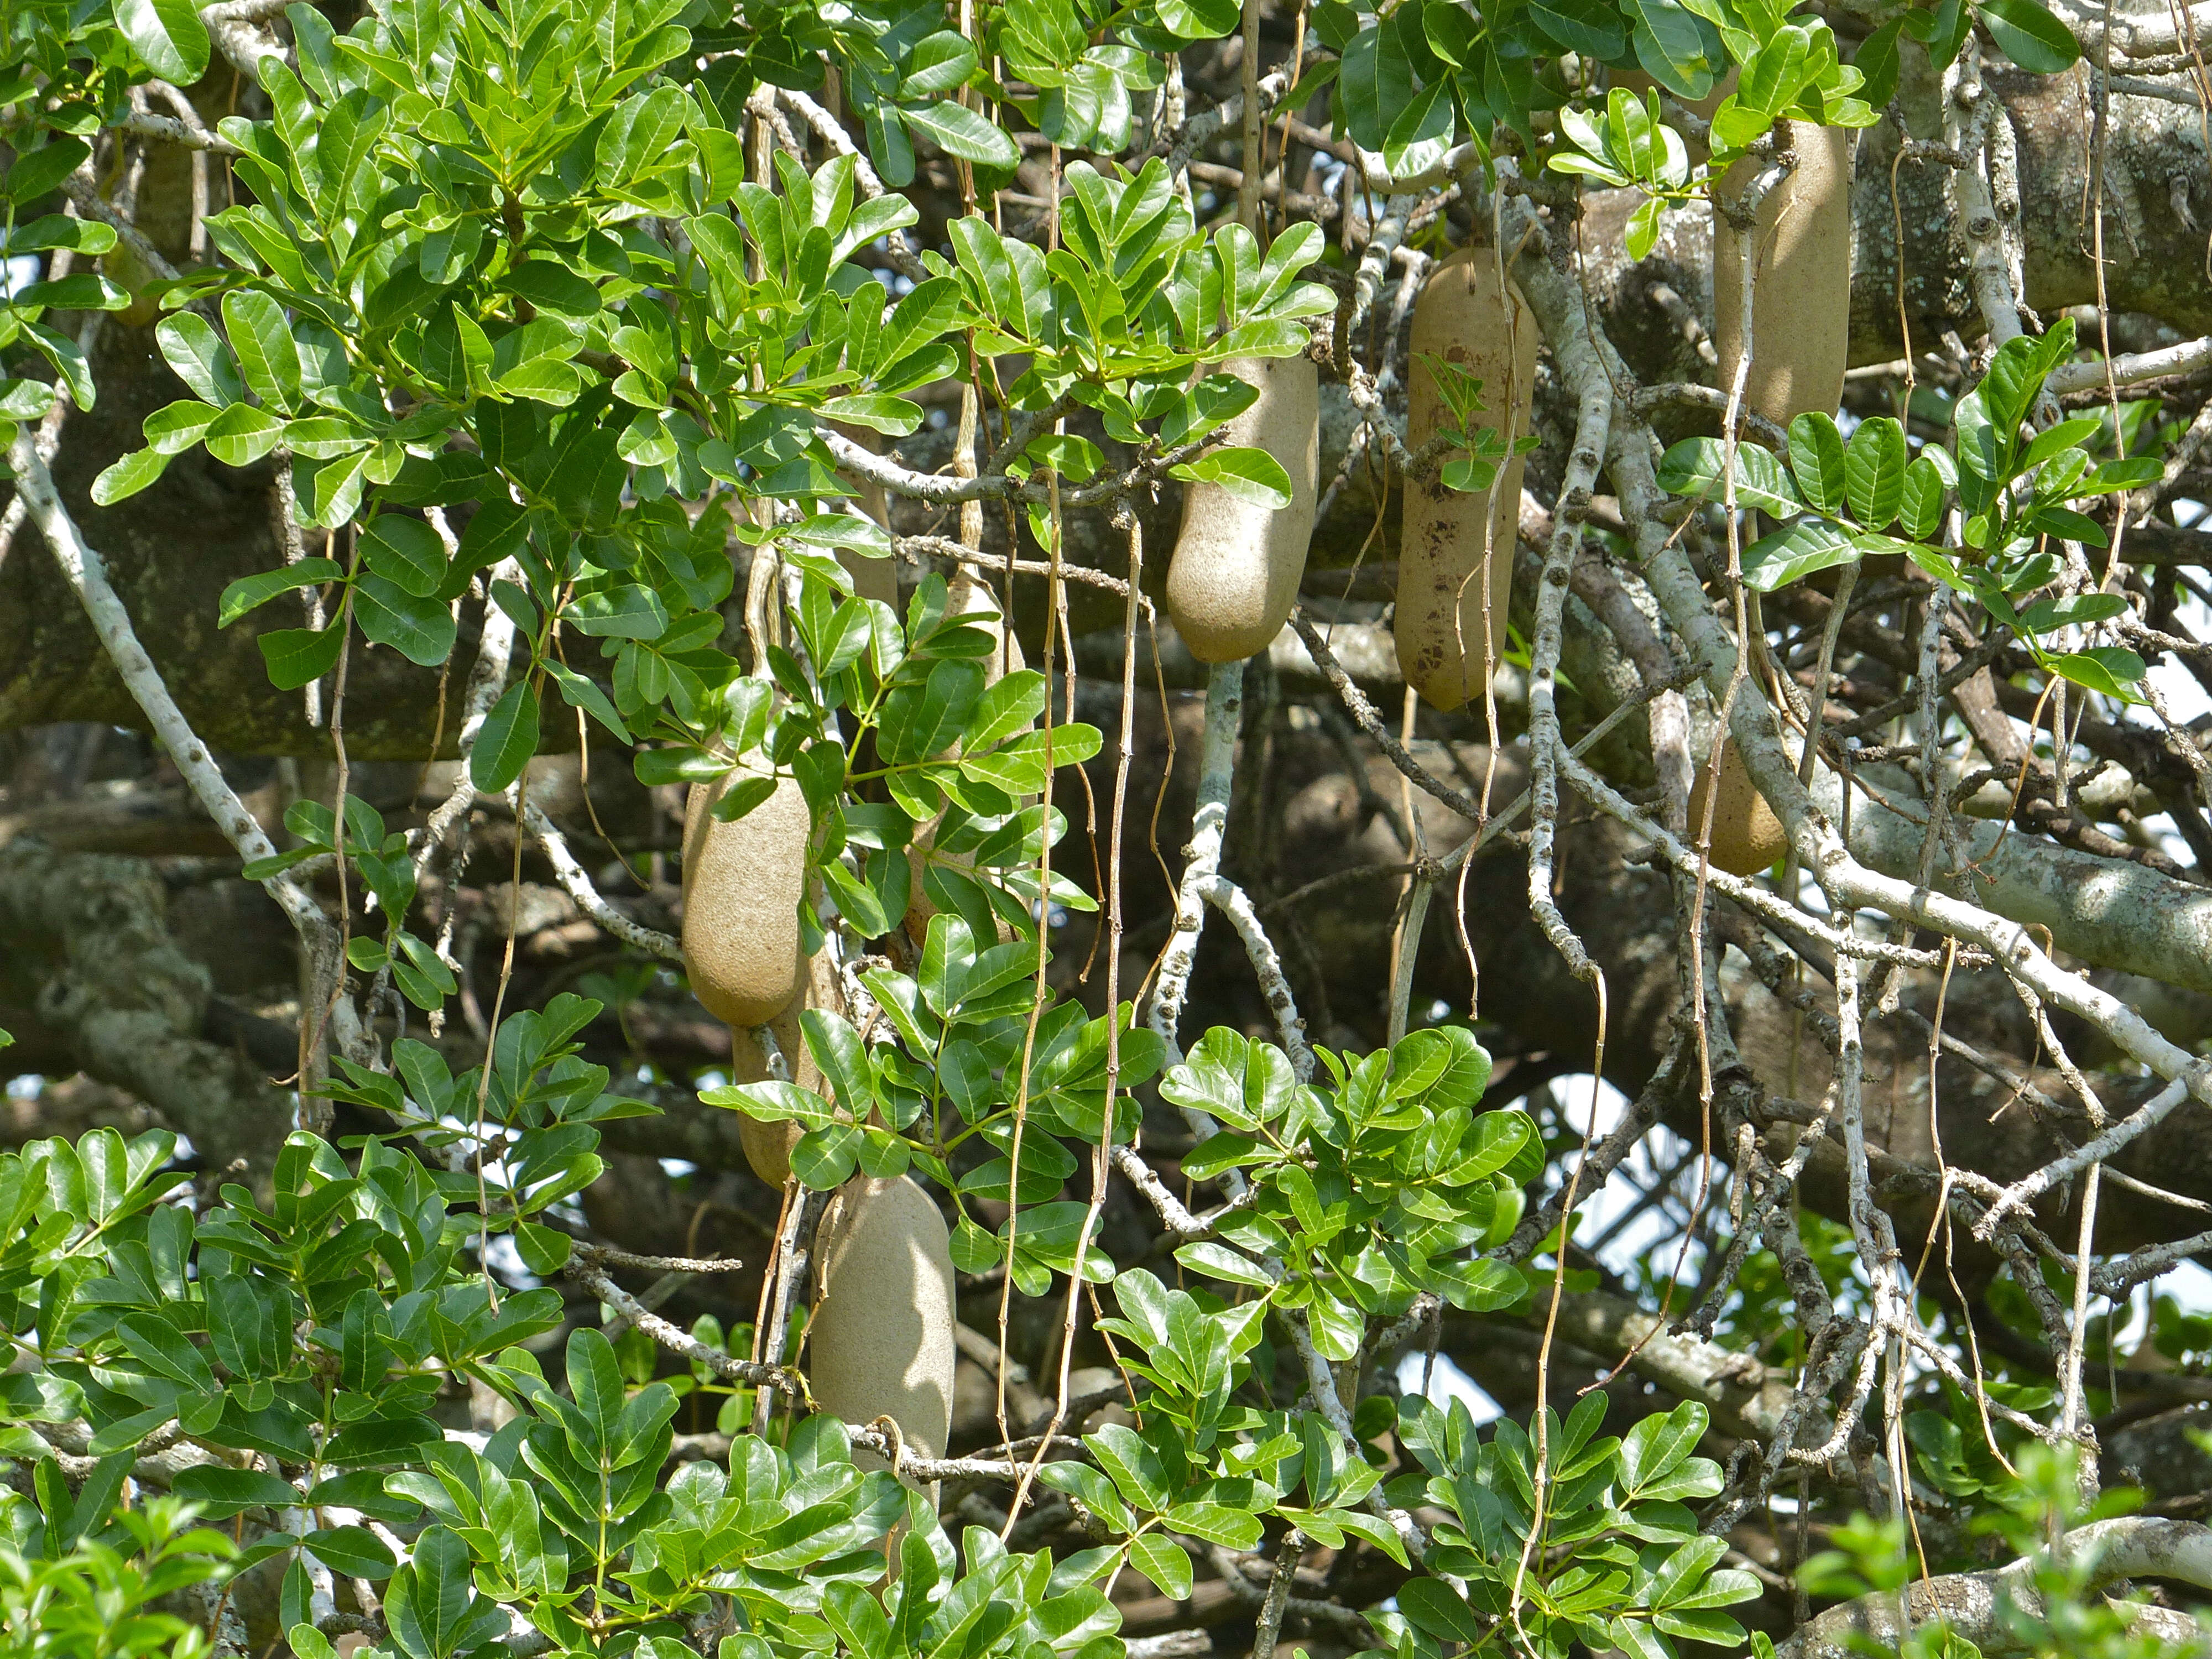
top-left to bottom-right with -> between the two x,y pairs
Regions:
471,681 -> 541,792
1978,0 -> 2080,71
1785,413 -> 1848,517
1739,519 -> 1863,591
1843,415 -> 1907,530
114,0 -> 211,81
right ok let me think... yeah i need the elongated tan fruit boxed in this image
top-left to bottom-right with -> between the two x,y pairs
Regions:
1165,354 -> 1321,664
1713,124 -> 1853,429
1397,248 -> 1538,712
1688,738 -> 1788,875
682,766 -> 810,1027
808,1175 -> 957,1480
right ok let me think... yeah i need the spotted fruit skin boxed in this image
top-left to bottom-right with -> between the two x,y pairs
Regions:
1397,248 -> 1538,712
1165,354 -> 1321,664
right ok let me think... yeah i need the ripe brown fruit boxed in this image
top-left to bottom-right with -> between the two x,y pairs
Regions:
1165,354 -> 1321,664
1712,124 -> 1853,429
808,1174 -> 958,1479
1688,737 -> 1789,875
1397,247 -> 1538,712
681,765 -> 810,1028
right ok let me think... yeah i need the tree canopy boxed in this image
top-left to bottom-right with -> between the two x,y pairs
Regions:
7,0 -> 2212,1655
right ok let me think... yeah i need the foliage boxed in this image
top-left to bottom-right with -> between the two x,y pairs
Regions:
1383,1394 -> 1759,1659
1657,320 -> 2159,702
0,1496 -> 236,1659
0,0 -> 2195,1647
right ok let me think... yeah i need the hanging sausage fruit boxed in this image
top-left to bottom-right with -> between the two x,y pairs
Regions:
807,1173 -> 959,1489
1688,738 -> 1790,875
1397,247 -> 1539,712
1712,124 -> 1853,428
1164,353 -> 1321,664
681,765 -> 811,1030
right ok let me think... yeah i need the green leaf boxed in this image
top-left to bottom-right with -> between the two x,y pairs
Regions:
1843,416 -> 1907,530
567,1326 -> 625,1451
385,1525 -> 481,1659
569,584 -> 669,638
503,260 -> 601,318
13,272 -> 129,311
471,681 -> 540,792
710,774 -> 777,822
1631,0 -> 1725,97
91,447 -> 174,505
204,403 -> 285,468
1655,436 -> 1802,517
27,321 -> 94,410
1164,1499 -> 1262,1547
1171,445 -> 1292,508
1530,0 -> 1628,57
1854,19 -> 1905,106
259,625 -> 343,690
173,1465 -> 300,1517
964,669 -> 1047,750
223,290 -> 302,415
144,399 -> 223,456
220,559 -> 343,628
1739,520 -> 1864,592
900,29 -> 981,96
1091,1422 -> 1173,1512
1977,0 -> 2079,70
544,660 -> 630,742
1430,1255 -> 1525,1311
959,722 -> 1103,794
1339,22 -> 1415,152
791,1122 -> 861,1188
306,1525 -> 397,1580
1383,80 -> 1454,180
2018,592 -> 2127,633
114,0 -> 211,81
2,138 -> 90,206
1740,23 -> 1813,115
1128,1532 -> 1193,1598
2047,646 -> 2146,700
1621,1400 -> 1708,1499
1625,196 -> 1665,262
1174,1240 -> 1276,1287
361,515 -> 447,598
1656,1608 -> 1752,1644
2,215 -> 115,255
353,574 -> 457,666
1155,0 -> 1239,36
901,102 -> 1020,169
633,747 -> 734,786
1785,413 -> 1848,517
1898,454 -> 1949,540
1399,1578 -> 1488,1646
